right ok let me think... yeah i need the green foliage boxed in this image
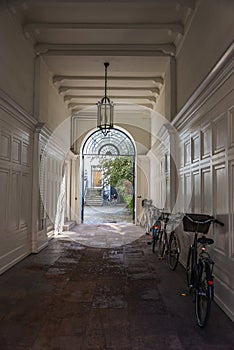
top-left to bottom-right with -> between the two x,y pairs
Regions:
101,156 -> 133,186
100,156 -> 134,210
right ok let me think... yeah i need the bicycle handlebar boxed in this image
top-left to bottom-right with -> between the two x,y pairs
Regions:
214,219 -> 224,226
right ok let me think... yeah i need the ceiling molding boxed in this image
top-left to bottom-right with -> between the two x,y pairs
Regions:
64,95 -> 157,102
59,86 -> 160,94
35,43 -> 176,56
68,101 -> 154,109
24,21 -> 184,35
8,0 -> 194,8
53,75 -> 164,85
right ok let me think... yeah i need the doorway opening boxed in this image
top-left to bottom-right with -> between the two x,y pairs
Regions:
82,128 -> 136,224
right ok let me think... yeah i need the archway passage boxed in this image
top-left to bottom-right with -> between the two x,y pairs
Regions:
82,128 -> 135,224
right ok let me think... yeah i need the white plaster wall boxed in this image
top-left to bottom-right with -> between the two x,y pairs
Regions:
173,44 -> 234,321
136,155 -> 150,222
148,150 -> 165,209
0,8 -> 34,114
154,84 -> 165,121
177,0 -> 234,110
39,59 -> 70,140
72,107 -> 152,156
39,127 -> 69,233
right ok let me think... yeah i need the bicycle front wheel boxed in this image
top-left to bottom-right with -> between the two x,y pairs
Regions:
152,226 -> 159,253
195,261 -> 213,327
158,230 -> 165,257
167,232 -> 180,271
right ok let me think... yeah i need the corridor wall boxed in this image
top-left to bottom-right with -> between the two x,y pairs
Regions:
0,92 -> 35,274
176,0 -> 234,111
0,7 -> 72,273
173,43 -> 234,321
0,8 -> 35,274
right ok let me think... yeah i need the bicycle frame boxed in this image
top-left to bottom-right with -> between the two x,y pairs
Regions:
188,232 -> 199,289
183,213 -> 224,327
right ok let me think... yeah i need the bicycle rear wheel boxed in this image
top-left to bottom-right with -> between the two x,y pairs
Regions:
167,232 -> 180,271
186,247 -> 193,289
196,261 -> 213,327
152,236 -> 156,253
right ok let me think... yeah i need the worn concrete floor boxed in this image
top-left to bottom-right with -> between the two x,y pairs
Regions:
0,224 -> 233,350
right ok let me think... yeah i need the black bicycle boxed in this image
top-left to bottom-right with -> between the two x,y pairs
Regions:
183,213 -> 224,327
157,212 -> 181,271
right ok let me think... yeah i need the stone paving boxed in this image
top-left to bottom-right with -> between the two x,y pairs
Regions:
83,204 -> 133,224
0,224 -> 233,350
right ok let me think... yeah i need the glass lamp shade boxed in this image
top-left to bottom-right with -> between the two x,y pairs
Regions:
97,97 -> 114,135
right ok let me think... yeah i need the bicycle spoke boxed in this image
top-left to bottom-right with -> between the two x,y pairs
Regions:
168,234 -> 179,270
195,263 -> 212,327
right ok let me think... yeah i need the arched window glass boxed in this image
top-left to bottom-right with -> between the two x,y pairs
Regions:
83,129 -> 135,156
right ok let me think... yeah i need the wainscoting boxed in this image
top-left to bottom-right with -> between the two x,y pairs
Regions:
0,90 -> 35,274
173,43 -> 234,321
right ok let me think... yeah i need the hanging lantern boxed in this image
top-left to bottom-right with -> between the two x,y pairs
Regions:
97,62 -> 114,136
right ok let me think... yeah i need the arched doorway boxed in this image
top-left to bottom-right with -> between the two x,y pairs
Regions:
82,128 -> 136,223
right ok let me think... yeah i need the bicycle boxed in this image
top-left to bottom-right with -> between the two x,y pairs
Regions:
182,213 -> 224,327
157,212 -> 182,271
146,207 -> 162,253
139,199 -> 154,234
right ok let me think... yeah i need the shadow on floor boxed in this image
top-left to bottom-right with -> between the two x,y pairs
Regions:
0,225 -> 233,350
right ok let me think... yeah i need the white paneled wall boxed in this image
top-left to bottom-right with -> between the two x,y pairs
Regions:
39,129 -> 67,234
0,93 -> 35,274
173,44 -> 234,321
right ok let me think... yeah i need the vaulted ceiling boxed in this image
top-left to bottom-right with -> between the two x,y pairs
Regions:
7,0 -> 196,113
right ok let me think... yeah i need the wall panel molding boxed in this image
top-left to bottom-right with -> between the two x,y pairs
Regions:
228,106 -> 234,149
212,112 -> 227,155
0,95 -> 34,275
0,88 -> 37,130
201,122 -> 212,159
229,160 -> 234,259
173,42 -> 234,131
173,43 -> 234,321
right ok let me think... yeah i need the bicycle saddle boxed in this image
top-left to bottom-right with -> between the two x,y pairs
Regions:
197,236 -> 214,245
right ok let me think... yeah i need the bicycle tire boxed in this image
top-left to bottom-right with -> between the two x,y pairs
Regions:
186,247 -> 193,289
167,232 -> 180,271
195,261 -> 213,327
158,230 -> 165,257
152,236 -> 156,252
152,225 -> 159,253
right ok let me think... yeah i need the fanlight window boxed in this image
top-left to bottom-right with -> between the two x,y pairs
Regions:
83,129 -> 135,156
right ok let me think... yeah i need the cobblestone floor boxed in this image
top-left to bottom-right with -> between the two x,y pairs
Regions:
0,224 -> 233,350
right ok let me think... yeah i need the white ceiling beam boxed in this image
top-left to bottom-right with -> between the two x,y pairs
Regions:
35,43 -> 176,56
59,86 -> 160,94
53,75 -> 164,85
71,103 -> 154,114
64,95 -> 157,102
24,22 -> 184,35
